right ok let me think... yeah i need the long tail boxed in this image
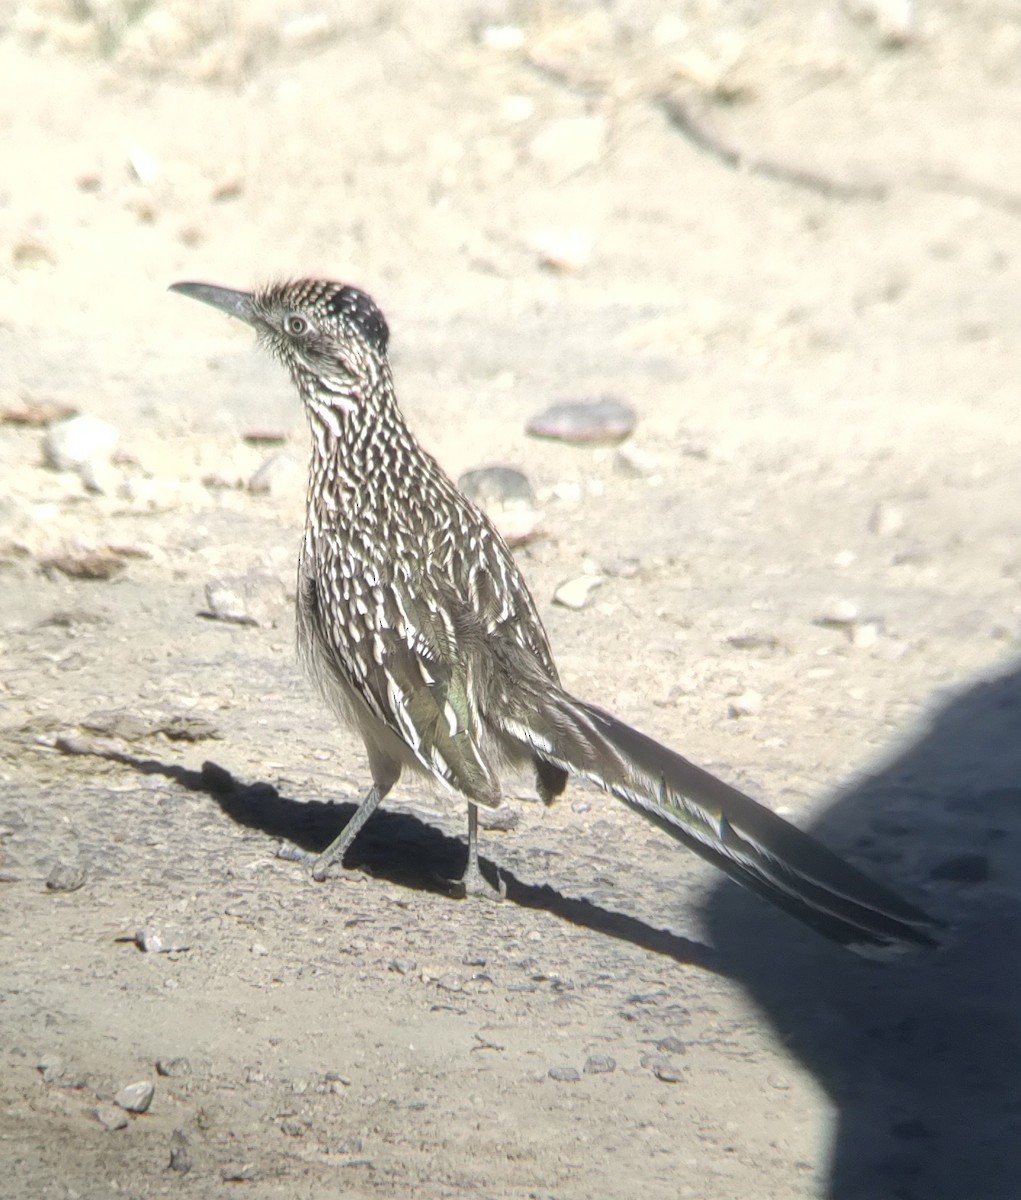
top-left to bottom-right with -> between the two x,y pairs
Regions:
510,691 -> 942,957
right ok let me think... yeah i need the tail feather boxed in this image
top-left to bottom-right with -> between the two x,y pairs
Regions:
513,691 -> 942,957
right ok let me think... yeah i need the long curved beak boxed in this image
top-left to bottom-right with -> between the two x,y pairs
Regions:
169,281 -> 257,326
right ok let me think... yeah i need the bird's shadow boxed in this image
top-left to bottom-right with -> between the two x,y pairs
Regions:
702,658 -> 1021,1200
115,752 -> 722,975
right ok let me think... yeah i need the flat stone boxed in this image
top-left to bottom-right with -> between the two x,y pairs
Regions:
94,1103 -> 129,1131
527,398 -> 636,445
115,1080 -> 155,1113
43,414 -> 118,472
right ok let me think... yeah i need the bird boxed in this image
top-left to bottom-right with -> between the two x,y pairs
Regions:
170,277 -> 942,957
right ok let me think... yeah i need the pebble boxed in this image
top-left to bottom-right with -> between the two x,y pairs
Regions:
132,927 -> 192,954
326,1135 -> 364,1155
530,227 -> 592,272
115,1080 -> 155,1113
94,1103 -> 129,1131
818,598 -> 860,626
388,958 -> 417,975
168,1130 -> 193,1173
156,1057 -> 191,1077
727,689 -> 762,718
38,1053 -> 85,1088
249,451 -> 303,496
127,145 -> 160,185
43,414 -> 118,472
40,548 -> 127,581
527,398 -> 636,445
202,575 -> 279,626
656,1036 -> 688,1054
851,622 -> 881,649
869,502 -> 905,537
553,574 -> 604,610
222,1163 -> 259,1182
459,465 -> 535,508
1,397 -> 77,426
583,1054 -> 616,1075
45,861 -> 87,892
644,1055 -> 684,1083
458,466 -> 543,546
479,24 -> 525,51
529,116 -> 606,176
548,1065 -> 581,1083
478,806 -> 520,832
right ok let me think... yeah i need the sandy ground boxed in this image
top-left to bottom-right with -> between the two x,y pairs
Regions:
2,2 -> 1021,1197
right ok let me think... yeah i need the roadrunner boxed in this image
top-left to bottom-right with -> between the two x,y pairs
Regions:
171,277 -> 941,956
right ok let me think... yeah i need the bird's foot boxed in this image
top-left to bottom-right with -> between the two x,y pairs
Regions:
449,859 -> 506,902
275,842 -> 369,884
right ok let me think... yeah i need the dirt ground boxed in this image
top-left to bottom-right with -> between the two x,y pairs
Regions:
2,2 -> 1021,1198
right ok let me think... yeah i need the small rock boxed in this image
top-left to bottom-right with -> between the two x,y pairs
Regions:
929,853 -> 989,884
548,1065 -> 581,1083
767,1072 -> 792,1090
133,927 -> 192,954
851,622 -> 881,649
44,414 -> 118,472
818,598 -> 860,627
248,451 -> 302,496
583,1055 -> 616,1075
94,1103 -> 129,1131
656,1036 -> 688,1054
527,398 -> 636,446
202,575 -> 281,627
479,24 -> 525,51
531,227 -> 592,272
553,574 -> 604,610
156,1057 -> 191,1078
127,145 -> 160,185
869,502 -> 905,537
280,12 -> 333,46
647,1056 -> 684,1083
389,958 -> 417,975
458,466 -> 543,547
168,1135 -> 193,1173
115,1080 -> 155,1113
41,548 -> 127,581
12,236 -> 57,268
45,861 -> 87,892
38,1054 -> 85,1088
529,116 -> 606,176
326,1135 -> 363,1155
727,689 -> 762,718
459,465 -> 535,508
1,398 -> 77,426
478,806 -> 520,832
211,175 -> 244,203
222,1163 -> 258,1182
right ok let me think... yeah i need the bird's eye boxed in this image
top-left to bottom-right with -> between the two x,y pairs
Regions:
284,314 -> 309,336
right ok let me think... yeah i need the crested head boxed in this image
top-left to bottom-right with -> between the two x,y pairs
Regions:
249,280 -> 390,412
171,277 -> 392,425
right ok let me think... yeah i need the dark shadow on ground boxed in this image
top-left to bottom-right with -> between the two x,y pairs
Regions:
703,659 -> 1021,1200
112,751 -> 722,976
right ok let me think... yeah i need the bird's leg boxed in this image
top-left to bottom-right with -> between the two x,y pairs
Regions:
451,802 -> 506,901
276,782 -> 385,882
